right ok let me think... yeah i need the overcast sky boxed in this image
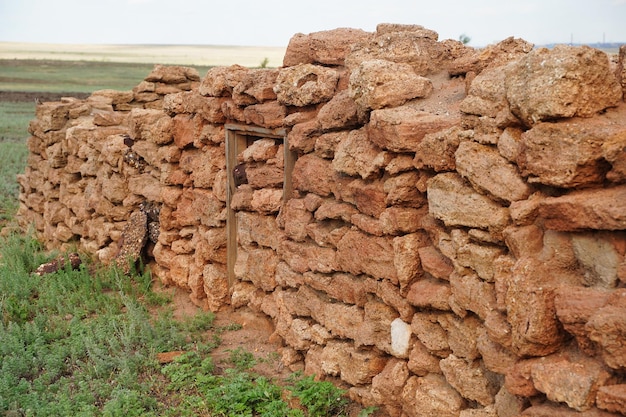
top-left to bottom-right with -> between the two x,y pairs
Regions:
1,0 -> 625,47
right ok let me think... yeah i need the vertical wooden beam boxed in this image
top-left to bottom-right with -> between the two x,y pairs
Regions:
225,130 -> 247,288
283,134 -> 297,203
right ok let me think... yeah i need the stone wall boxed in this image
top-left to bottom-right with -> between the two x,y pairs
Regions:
17,24 -> 626,416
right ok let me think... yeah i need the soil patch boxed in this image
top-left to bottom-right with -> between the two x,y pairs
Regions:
0,90 -> 90,103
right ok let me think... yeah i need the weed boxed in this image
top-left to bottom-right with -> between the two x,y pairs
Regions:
0,232 -> 373,416
288,372 -> 349,417
228,346 -> 257,371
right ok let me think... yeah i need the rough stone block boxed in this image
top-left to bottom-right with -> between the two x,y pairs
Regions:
531,354 -> 613,411
455,140 -> 532,203
596,384 -> 626,415
368,105 -> 459,153
349,59 -> 433,111
401,374 -> 466,417
337,230 -> 397,283
505,45 -> 622,126
331,127 -> 390,180
427,172 -> 510,233
414,126 -> 462,172
283,27 -> 371,66
510,185 -> 626,231
274,64 -> 339,107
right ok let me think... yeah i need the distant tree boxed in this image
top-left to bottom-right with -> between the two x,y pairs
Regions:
259,57 -> 269,68
459,34 -> 471,45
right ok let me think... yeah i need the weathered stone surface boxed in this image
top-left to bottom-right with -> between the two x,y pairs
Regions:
145,64 -> 199,84
506,258 -> 571,356
440,354 -> 500,406
198,64 -> 248,97
518,116 -> 626,188
337,230 -> 397,282
236,211 -> 283,250
384,171 -> 425,208
414,126 -> 462,172
586,293 -> 626,370
510,186 -> 626,231
448,36 -> 534,76
319,340 -> 388,386
393,232 -> 428,290
128,173 -> 162,202
368,105 -> 459,153
450,272 -> 497,320
292,153 -> 335,196
332,128 -> 390,180
554,286 -> 610,355
282,198 -> 313,242
251,188 -> 283,213
505,45 -> 622,126
274,64 -> 339,107
347,25 -> 444,76
427,172 -> 510,233
460,67 -> 518,130
418,245 -> 454,281
128,108 -> 173,145
317,90 -> 362,131
349,59 -> 433,111
202,263 -> 228,312
279,239 -> 338,274
314,200 -> 359,223
232,68 -> 278,104
531,354 -> 613,411
455,140 -> 532,203
371,358 -> 410,414
303,271 -> 370,307
335,177 -> 387,218
406,278 -> 452,311
407,340 -> 442,376
521,403 -> 619,417
243,101 -> 287,129
401,374 -> 466,417
571,233 -> 622,288
477,328 -> 517,375
411,313 -> 451,357
596,384 -> 626,415
283,27 -> 372,66
380,206 -> 426,235
356,299 -> 397,352
440,314 -> 482,361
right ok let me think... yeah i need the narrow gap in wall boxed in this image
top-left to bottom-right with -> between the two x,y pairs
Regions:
224,124 -> 294,288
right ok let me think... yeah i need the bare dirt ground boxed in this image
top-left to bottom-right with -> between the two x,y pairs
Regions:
0,90 -> 90,103
161,285 -> 374,416
165,284 -> 288,378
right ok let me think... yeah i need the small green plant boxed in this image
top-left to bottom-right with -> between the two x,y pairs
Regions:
260,57 -> 270,68
289,373 -> 349,417
459,33 -> 471,45
228,346 -> 257,371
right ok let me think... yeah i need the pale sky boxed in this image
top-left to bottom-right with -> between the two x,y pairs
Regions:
1,0 -> 625,47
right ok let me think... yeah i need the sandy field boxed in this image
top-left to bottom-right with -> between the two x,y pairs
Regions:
0,42 -> 288,67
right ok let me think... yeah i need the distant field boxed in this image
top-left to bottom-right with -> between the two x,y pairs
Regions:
0,59 -> 212,94
0,42 -> 287,68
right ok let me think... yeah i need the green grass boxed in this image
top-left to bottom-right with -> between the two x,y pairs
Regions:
0,101 -> 35,140
0,234 -> 375,416
0,59 -> 211,93
0,140 -> 29,225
